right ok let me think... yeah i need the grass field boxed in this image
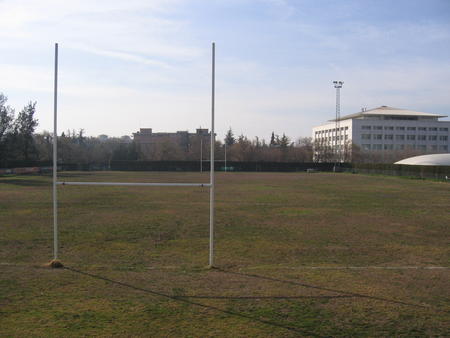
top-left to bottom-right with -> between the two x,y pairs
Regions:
1,171 -> 449,337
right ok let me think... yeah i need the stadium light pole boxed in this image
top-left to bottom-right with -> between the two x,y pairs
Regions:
333,80 -> 343,170
209,42 -> 215,268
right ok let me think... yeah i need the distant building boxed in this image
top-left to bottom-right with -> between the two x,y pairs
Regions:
133,128 -> 210,152
313,106 -> 450,161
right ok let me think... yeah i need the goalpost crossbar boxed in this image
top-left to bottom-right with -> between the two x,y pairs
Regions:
56,182 -> 211,187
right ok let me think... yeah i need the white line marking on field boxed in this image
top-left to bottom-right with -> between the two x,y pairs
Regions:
247,266 -> 450,270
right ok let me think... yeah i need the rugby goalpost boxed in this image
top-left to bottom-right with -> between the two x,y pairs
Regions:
49,42 -> 217,268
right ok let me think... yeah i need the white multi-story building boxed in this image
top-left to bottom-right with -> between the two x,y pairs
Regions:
313,106 -> 450,161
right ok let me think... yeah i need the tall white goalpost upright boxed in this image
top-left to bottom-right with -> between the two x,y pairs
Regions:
209,42 -> 215,267
50,42 -> 217,268
52,42 -> 59,262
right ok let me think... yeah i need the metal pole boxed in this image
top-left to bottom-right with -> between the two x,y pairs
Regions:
209,42 -> 215,267
224,142 -> 227,172
200,138 -> 203,173
332,81 -> 343,169
336,87 -> 341,163
53,43 -> 59,261
335,87 -> 338,167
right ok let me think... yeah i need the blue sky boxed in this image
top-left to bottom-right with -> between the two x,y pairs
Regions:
1,0 -> 449,141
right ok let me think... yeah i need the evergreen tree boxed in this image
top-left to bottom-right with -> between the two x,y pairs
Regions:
14,101 -> 38,160
280,133 -> 290,148
0,94 -> 15,164
224,127 -> 235,146
77,129 -> 85,145
270,131 -> 276,146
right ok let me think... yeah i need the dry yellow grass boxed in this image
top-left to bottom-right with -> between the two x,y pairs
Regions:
0,171 -> 449,336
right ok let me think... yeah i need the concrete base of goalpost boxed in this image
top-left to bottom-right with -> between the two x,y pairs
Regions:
45,259 -> 64,268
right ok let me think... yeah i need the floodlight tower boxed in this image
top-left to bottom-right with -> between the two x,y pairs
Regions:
333,80 -> 344,166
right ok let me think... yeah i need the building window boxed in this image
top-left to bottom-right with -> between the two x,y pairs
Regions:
384,134 -> 393,140
431,145 -> 437,151
396,135 -> 405,140
396,126 -> 405,131
374,126 -> 383,130
418,145 -> 427,151
361,125 -> 371,130
407,135 -> 415,140
428,135 -> 437,141
440,136 -> 448,141
362,144 -> 371,150
439,127 -> 448,132
361,134 -> 371,140
373,144 -> 382,150
407,127 -> 416,131
439,145 -> 448,151
395,144 -> 404,150
418,127 -> 427,131
345,126 -> 349,130
429,127 -> 437,131
418,135 -> 426,141
384,126 -> 394,130
373,134 -> 383,140
384,144 -> 394,150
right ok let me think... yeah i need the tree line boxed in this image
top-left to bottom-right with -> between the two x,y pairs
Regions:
0,93 -> 314,166
1,93 -> 424,166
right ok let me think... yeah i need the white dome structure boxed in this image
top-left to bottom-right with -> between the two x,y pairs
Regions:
395,153 -> 450,166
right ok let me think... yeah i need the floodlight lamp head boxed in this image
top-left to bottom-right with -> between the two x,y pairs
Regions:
333,80 -> 343,88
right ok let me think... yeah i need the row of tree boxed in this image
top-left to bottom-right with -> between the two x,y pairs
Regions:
1,93 -> 430,166
0,93 -> 315,165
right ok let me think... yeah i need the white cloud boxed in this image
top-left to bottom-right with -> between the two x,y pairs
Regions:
1,0 -> 449,141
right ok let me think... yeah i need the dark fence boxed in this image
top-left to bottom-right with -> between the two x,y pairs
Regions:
1,161 -> 109,171
0,160 -> 336,173
1,160 -> 448,180
1,160 -> 52,168
110,161 -> 337,172
343,163 -> 450,180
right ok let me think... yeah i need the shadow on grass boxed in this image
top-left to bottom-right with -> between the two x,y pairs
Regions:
65,266 -> 324,337
0,178 -> 50,186
217,269 -> 437,311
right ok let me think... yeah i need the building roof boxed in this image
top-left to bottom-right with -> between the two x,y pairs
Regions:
395,153 -> 450,166
330,106 -> 447,122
